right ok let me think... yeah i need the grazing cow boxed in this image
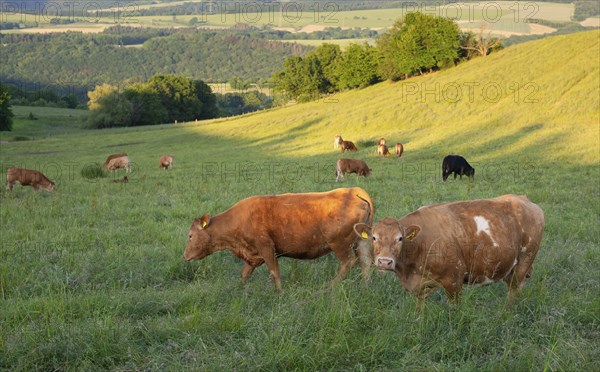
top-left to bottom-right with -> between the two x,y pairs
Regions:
159,155 -> 174,170
336,158 -> 372,182
378,137 -> 386,146
334,135 -> 342,150
104,153 -> 131,173
6,167 -> 55,192
442,155 -> 474,181
354,194 -> 544,306
184,187 -> 374,292
337,136 -> 358,152
377,144 -> 390,157
394,143 -> 404,158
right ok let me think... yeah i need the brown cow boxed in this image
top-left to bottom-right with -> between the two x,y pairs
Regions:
159,155 -> 174,170
378,137 -> 386,146
354,194 -> 544,306
394,143 -> 404,158
337,136 -> 358,152
6,167 -> 55,192
184,187 -> 374,292
377,144 -> 390,157
104,153 -> 130,173
336,159 -> 372,182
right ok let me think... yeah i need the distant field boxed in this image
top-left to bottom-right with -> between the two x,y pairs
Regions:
1,1 -> 574,36
1,106 -> 88,141
0,31 -> 598,370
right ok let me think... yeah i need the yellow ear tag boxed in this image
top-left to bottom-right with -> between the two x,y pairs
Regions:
361,232 -> 369,240
201,221 -> 208,228
406,231 -> 416,240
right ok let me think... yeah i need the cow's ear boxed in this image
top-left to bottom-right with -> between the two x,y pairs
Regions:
354,223 -> 372,240
199,214 -> 211,229
404,225 -> 421,241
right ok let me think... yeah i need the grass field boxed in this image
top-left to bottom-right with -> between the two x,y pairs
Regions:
2,1 -> 574,36
0,106 -> 88,141
0,30 -> 598,370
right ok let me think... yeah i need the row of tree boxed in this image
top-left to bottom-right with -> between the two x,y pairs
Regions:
87,75 -> 217,128
273,12 -> 502,101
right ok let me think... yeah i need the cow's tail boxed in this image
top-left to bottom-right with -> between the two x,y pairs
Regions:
354,190 -> 374,276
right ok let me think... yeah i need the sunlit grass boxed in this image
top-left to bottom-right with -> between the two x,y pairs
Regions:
0,31 -> 598,370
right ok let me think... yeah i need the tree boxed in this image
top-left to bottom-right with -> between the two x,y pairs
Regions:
0,83 -> 14,131
272,44 -> 342,102
377,12 -> 461,80
87,84 -> 132,128
124,83 -> 168,126
460,24 -> 504,58
336,43 -> 380,89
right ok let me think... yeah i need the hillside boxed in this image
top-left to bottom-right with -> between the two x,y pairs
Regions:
0,30 -> 598,370
183,29 -> 600,164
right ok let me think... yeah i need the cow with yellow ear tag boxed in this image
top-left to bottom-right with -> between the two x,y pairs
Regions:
354,195 -> 544,306
184,188 -> 374,292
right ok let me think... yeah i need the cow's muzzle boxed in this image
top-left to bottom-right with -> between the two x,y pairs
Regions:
376,257 -> 395,271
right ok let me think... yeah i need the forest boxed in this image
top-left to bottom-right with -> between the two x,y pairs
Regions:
0,29 -> 312,89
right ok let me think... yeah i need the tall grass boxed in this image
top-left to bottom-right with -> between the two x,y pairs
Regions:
0,31 -> 598,370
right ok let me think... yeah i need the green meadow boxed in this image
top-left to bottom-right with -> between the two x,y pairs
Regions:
0,30 -> 598,369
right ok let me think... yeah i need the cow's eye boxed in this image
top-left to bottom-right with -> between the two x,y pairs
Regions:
372,236 -> 376,241
398,237 -> 403,242
188,235 -> 192,240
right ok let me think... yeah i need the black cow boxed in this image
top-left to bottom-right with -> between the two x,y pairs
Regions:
442,155 -> 475,181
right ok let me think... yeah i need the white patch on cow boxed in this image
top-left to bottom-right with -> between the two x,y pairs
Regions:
521,246 -> 527,253
474,216 -> 497,246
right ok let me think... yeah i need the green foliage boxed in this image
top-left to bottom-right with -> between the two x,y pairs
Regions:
573,0 -> 600,21
87,84 -> 132,128
216,91 -> 272,117
0,31 -> 598,370
0,30 -> 312,87
377,12 -> 461,80
0,82 -> 14,131
87,75 -> 218,128
335,43 -> 381,89
80,163 -> 107,179
272,44 -> 342,102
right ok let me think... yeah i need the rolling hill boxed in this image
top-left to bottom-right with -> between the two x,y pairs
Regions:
0,30 -> 598,370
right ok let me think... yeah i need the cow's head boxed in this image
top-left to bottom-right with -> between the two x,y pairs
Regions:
354,218 -> 420,271
363,168 -> 372,178
45,181 -> 56,192
467,167 -> 475,178
184,214 -> 213,261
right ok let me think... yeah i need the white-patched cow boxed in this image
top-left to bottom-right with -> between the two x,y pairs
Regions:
354,194 -> 544,305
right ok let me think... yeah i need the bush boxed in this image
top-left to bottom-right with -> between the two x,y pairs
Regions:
12,136 -> 30,141
81,163 -> 107,179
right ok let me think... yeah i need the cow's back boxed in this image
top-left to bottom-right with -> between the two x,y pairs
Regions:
226,188 -> 373,259
400,195 -> 543,281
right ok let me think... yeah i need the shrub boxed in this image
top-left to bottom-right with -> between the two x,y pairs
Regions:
81,163 -> 107,179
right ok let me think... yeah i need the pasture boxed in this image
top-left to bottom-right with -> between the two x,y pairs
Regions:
0,31 -> 598,369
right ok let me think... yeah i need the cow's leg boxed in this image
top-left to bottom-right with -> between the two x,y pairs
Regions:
330,242 -> 356,283
261,249 -> 283,292
33,183 -> 39,191
6,180 -> 12,191
505,251 -> 538,306
240,261 -> 257,283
